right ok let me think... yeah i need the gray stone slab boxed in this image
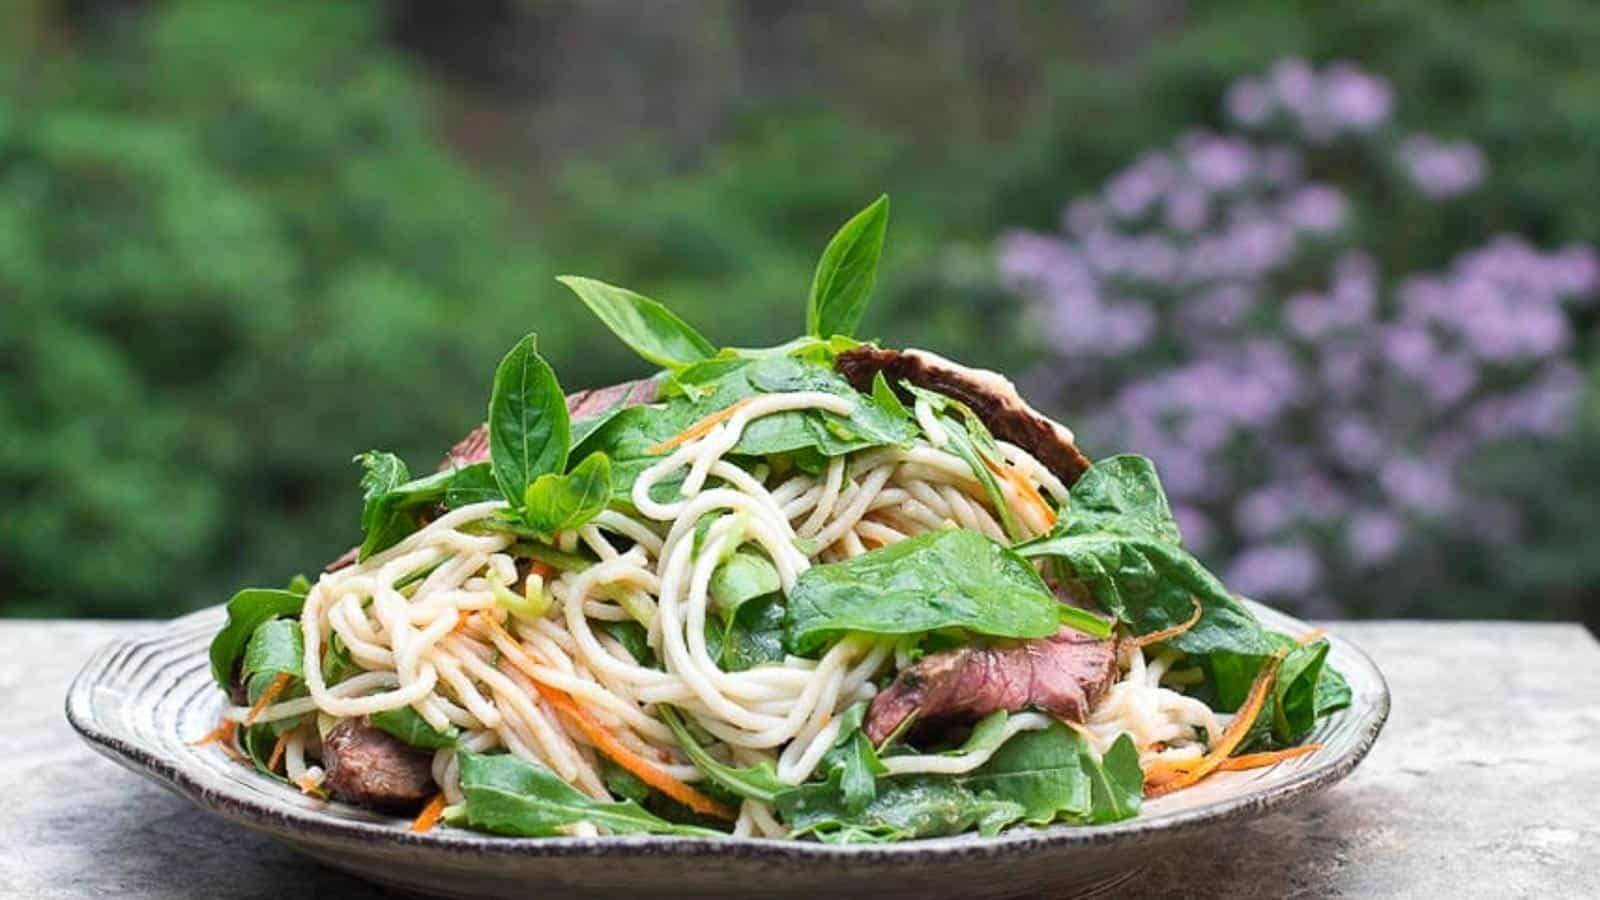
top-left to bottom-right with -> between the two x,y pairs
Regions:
5,620 -> 1597,899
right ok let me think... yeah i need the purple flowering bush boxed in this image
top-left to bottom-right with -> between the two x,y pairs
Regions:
999,59 -> 1599,618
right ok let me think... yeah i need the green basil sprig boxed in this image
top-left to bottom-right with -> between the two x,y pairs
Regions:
807,194 -> 890,340
557,276 -> 716,370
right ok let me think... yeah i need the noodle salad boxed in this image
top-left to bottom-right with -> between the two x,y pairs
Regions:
200,196 -> 1349,842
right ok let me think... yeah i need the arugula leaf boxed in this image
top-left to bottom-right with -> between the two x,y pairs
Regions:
488,333 -> 570,509
369,705 -> 459,750
785,528 -> 1081,656
818,703 -> 885,815
458,750 -> 718,837
599,757 -> 651,804
659,706 -> 786,804
806,195 -> 890,339
522,451 -> 612,535
558,276 -> 716,370
209,588 -> 304,689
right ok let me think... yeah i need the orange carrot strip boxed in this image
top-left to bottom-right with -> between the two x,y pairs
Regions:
1145,647 -> 1288,799
481,617 -> 736,820
647,398 -> 759,454
244,672 -> 293,725
411,793 -> 449,833
1130,598 -> 1204,649
266,733 -> 289,773
191,717 -> 237,747
1297,627 -> 1327,646
984,458 -> 1058,528
1218,743 -> 1322,771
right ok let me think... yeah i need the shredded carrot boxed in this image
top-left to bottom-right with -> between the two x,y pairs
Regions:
266,733 -> 288,773
1218,743 -> 1322,771
647,398 -> 758,454
1145,647 -> 1288,798
984,457 -> 1057,528
1297,627 -> 1327,646
480,616 -> 736,820
529,561 -> 556,579
294,775 -> 326,797
411,793 -> 449,833
244,672 -> 293,725
191,717 -> 237,747
1130,598 -> 1204,649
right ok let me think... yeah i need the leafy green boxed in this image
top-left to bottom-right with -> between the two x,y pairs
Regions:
709,549 -> 782,621
457,750 -> 718,837
599,620 -> 652,665
902,384 -> 1026,543
356,449 -> 410,551
659,706 -> 787,804
241,617 -> 304,702
320,633 -> 362,685
806,194 -> 890,339
818,703 -> 885,815
369,705 -> 459,750
966,724 -> 1140,825
1016,455 -> 1267,660
785,528 -> 1093,656
704,594 -> 787,671
442,463 -> 503,509
870,370 -> 911,421
777,775 -> 1024,843
521,451 -> 612,535
209,588 -> 305,689
600,757 -> 652,804
570,380 -> 653,450
1316,663 -> 1354,717
488,333 -> 571,508
558,275 -> 716,370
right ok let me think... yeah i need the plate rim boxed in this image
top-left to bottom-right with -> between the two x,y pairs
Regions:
66,600 -> 1389,863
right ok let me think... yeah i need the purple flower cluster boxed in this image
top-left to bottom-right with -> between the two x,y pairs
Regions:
998,59 -> 1598,614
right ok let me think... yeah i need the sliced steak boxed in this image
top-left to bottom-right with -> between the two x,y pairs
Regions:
835,346 -> 1092,486
321,716 -> 437,812
325,377 -> 659,572
864,628 -> 1119,745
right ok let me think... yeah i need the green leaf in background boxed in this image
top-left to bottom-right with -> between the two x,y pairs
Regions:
659,705 -> 787,804
458,750 -> 718,837
369,705 -> 459,750
521,451 -> 612,535
806,194 -> 890,339
208,588 -> 305,689
558,275 -> 716,370
784,528 -> 1077,656
488,333 -> 571,508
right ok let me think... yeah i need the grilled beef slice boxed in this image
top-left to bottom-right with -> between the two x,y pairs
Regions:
321,716 -> 437,812
834,345 -> 1092,486
864,628 -> 1119,745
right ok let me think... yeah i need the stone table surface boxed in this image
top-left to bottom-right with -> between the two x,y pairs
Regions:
4,620 -> 1597,899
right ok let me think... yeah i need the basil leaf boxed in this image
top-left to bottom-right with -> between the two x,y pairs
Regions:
488,333 -> 570,507
209,588 -> 304,689
443,462 -> 503,509
458,750 -> 718,837
806,194 -> 890,339
785,529 -> 1067,656
522,451 -> 612,535
369,706 -> 459,750
557,275 -> 715,370
659,706 -> 786,804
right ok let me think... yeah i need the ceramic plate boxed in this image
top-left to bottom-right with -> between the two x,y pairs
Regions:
66,600 -> 1387,900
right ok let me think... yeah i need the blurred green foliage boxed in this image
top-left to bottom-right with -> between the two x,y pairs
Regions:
2,0 -> 1596,624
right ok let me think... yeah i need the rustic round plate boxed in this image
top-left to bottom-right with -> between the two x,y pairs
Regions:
66,601 -> 1387,900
